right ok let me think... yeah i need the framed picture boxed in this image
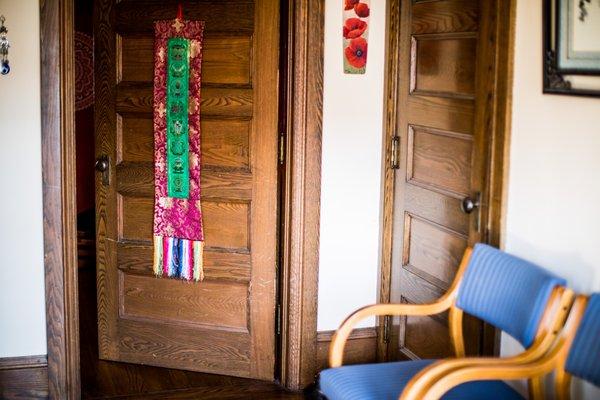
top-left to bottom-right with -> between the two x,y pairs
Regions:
543,0 -> 600,96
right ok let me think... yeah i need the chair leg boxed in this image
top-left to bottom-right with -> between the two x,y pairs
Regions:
308,388 -> 327,400
555,371 -> 572,400
307,374 -> 328,400
528,377 -> 545,400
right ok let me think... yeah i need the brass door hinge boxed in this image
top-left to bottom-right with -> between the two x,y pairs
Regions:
390,136 -> 400,169
278,133 -> 285,165
276,303 -> 282,335
383,315 -> 391,343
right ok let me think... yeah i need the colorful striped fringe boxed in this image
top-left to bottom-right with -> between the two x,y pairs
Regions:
153,236 -> 204,281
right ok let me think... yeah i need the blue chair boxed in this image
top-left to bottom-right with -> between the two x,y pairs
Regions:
407,293 -> 600,400
559,293 -> 600,397
319,244 -> 572,400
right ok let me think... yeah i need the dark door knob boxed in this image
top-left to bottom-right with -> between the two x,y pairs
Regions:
95,155 -> 110,186
95,157 -> 108,172
461,196 -> 480,214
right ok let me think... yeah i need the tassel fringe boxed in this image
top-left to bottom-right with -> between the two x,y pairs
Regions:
153,235 -> 204,281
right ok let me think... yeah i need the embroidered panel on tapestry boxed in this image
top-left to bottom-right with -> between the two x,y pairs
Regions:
152,18 -> 205,281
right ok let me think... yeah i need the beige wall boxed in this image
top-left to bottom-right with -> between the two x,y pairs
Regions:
318,0 -> 386,330
502,0 -> 600,398
0,0 -> 46,357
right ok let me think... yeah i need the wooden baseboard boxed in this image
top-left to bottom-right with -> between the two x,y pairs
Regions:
0,355 -> 49,399
316,327 -> 378,371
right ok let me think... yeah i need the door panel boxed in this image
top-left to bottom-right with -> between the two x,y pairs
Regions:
387,0 -> 489,360
119,118 -> 251,169
403,215 -> 466,290
411,34 -> 477,97
121,274 -> 249,329
95,0 -> 279,379
115,85 -> 254,117
407,126 -> 473,197
120,36 -> 252,84
411,0 -> 479,34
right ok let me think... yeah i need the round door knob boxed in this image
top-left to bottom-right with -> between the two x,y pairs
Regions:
95,157 -> 108,172
461,196 -> 479,214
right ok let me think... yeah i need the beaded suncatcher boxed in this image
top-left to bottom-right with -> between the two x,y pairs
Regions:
152,17 -> 205,281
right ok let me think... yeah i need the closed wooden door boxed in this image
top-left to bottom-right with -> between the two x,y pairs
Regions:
383,0 -> 497,360
94,0 -> 279,380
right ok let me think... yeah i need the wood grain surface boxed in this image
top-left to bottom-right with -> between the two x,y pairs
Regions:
0,356 -> 49,400
380,0 -> 505,362
94,0 -> 280,380
280,0 -> 325,390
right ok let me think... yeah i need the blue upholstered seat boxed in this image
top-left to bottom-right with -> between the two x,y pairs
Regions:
319,244 -> 566,400
565,293 -> 600,387
319,359 -> 524,400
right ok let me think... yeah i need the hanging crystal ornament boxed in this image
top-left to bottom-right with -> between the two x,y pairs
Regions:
0,16 -> 10,75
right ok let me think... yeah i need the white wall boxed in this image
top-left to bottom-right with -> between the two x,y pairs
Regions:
319,0 -> 600,396
502,0 -> 600,398
0,0 -> 47,357
318,0 -> 386,331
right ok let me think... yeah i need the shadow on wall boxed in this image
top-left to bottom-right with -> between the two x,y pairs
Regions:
503,235 -> 600,399
506,235 -> 597,293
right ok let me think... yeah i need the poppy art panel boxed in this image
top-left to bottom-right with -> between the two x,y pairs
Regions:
343,0 -> 370,74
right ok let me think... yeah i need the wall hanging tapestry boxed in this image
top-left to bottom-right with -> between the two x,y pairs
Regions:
343,0 -> 370,74
153,13 -> 206,281
75,31 -> 94,111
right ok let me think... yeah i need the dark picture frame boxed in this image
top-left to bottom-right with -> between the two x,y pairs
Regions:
543,0 -> 600,96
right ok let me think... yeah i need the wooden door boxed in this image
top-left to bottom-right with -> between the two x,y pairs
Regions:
383,0 -> 497,360
94,0 -> 279,380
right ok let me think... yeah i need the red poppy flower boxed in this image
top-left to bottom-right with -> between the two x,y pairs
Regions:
354,3 -> 370,18
344,0 -> 359,10
343,18 -> 368,39
345,37 -> 368,69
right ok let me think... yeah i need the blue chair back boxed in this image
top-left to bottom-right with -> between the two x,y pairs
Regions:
565,293 -> 600,387
455,244 -> 566,348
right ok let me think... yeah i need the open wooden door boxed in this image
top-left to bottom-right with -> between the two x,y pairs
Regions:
381,0 -> 500,361
94,0 -> 279,379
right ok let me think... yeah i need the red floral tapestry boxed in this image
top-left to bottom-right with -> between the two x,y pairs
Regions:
74,31 -> 94,111
343,0 -> 370,74
152,17 -> 205,281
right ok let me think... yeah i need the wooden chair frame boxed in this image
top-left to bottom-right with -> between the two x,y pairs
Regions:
328,247 -> 575,399
400,295 -> 589,400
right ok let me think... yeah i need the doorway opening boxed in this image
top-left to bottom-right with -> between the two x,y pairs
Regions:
72,0 -> 300,397
43,0 -> 323,395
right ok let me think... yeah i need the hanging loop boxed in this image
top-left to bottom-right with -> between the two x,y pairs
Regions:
0,15 -> 10,75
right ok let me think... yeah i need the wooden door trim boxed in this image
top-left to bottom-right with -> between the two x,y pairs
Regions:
41,0 -> 325,396
377,0 -> 517,360
40,0 -> 79,398
0,355 -> 49,399
279,0 -> 325,391
316,328 -> 378,372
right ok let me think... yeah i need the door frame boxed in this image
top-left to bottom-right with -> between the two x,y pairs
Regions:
40,0 -> 324,398
377,0 -> 517,361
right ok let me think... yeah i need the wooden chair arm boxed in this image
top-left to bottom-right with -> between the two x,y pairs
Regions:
402,357 -> 558,400
328,248 -> 474,368
400,357 -> 526,399
401,286 -> 574,400
399,357 -> 541,400
328,301 -> 452,368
